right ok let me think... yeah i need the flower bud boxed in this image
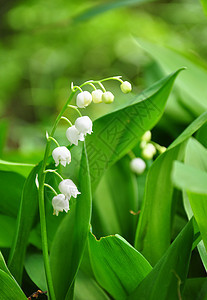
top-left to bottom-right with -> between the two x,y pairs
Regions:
75,116 -> 93,135
52,146 -> 71,167
130,158 -> 146,175
102,91 -> 114,104
59,179 -> 81,200
141,131 -> 151,142
52,194 -> 69,216
159,146 -> 166,154
66,125 -> 85,146
76,91 -> 92,108
92,89 -> 103,104
142,143 -> 156,160
120,81 -> 132,93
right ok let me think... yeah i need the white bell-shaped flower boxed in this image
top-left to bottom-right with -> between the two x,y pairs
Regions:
141,131 -> 151,143
142,143 -> 156,160
130,158 -> 146,175
59,179 -> 81,200
66,125 -> 85,146
120,81 -> 132,93
102,91 -> 114,104
52,194 -> 69,216
52,146 -> 71,167
76,91 -> 92,108
92,89 -> 103,104
75,116 -> 93,135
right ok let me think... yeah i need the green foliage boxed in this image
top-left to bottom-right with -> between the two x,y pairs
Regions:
89,233 -> 152,299
129,220 -> 194,299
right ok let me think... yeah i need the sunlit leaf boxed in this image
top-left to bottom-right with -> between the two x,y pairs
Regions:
89,232 -> 152,299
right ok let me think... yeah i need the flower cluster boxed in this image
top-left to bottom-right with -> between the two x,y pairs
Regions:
50,115 -> 93,216
44,76 -> 132,215
130,130 -> 167,175
74,78 -> 132,108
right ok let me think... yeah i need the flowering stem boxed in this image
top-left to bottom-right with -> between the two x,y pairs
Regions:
44,184 -> 58,196
60,116 -> 73,126
128,150 -> 136,160
67,105 -> 82,117
47,136 -> 60,147
97,82 -> 106,92
44,169 -> 64,181
38,91 -> 75,300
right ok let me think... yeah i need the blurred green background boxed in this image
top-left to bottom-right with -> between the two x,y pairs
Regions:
1,0 -> 207,163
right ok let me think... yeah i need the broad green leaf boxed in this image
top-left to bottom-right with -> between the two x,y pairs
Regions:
172,160 -> 207,255
172,162 -> 207,194
0,252 -> 13,278
0,269 -> 27,299
50,142 -> 92,300
183,138 -> 207,270
0,171 -> 25,217
135,111 -> 207,265
25,253 -> 47,291
92,157 -> 138,243
0,159 -> 34,177
8,164 -> 40,284
86,69 -> 183,192
89,232 -> 152,299
74,269 -> 110,300
0,214 -> 16,247
129,219 -> 194,300
74,0 -> 156,23
134,39 -> 207,116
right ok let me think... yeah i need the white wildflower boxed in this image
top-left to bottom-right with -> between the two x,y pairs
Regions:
76,91 -> 92,108
59,179 -> 81,200
66,125 -> 85,146
92,89 -> 103,104
52,194 -> 69,216
130,158 -> 146,175
75,116 -> 93,135
120,81 -> 132,93
102,91 -> 114,104
142,143 -> 156,160
141,131 -> 151,143
52,146 -> 71,167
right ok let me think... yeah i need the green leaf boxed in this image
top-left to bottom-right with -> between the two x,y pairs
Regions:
0,119 -> 8,156
92,157 -> 138,242
134,38 -> 207,116
0,171 -> 25,217
0,252 -> 13,278
135,111 -> 207,265
172,160 -> 207,256
88,232 -> 152,299
50,142 -> 92,300
129,219 -> 194,300
183,277 -> 207,300
8,164 -> 40,284
0,214 -> 16,248
87,69 -> 183,192
74,0 -> 156,23
0,269 -> 27,299
25,253 -> 47,291
0,159 -> 34,177
172,161 -> 207,194
74,269 -> 110,300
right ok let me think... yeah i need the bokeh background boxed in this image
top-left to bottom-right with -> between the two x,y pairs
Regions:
0,0 -> 207,163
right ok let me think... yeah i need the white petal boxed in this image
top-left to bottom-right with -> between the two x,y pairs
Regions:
92,89 -> 103,104
130,158 -> 146,175
75,116 -> 93,135
52,194 -> 69,216
59,179 -> 81,200
52,146 -> 71,167
66,126 -> 84,145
